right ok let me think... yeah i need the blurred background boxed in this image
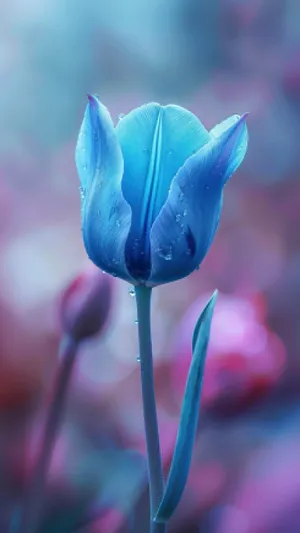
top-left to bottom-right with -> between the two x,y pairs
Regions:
0,0 -> 300,532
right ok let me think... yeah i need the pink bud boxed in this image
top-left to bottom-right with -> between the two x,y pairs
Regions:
59,265 -> 113,342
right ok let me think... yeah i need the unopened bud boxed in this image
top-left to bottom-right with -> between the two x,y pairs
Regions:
59,265 -> 113,342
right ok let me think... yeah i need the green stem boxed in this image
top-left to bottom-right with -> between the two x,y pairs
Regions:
135,285 -> 166,533
20,335 -> 78,533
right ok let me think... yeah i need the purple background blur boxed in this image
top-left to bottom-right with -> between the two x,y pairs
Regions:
0,1 -> 300,532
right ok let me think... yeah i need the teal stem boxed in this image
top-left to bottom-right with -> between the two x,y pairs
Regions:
20,335 -> 78,533
135,285 -> 166,533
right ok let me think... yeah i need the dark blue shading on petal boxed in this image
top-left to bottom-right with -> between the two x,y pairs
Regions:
149,114 -> 248,285
76,96 -> 134,282
185,226 -> 196,258
116,103 -> 210,282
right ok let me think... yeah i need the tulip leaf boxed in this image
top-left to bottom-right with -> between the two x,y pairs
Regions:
154,290 -> 217,523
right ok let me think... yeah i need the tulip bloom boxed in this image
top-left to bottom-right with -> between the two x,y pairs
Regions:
76,96 -> 248,286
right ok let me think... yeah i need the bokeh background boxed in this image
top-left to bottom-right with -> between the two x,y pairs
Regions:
1,0 -> 300,532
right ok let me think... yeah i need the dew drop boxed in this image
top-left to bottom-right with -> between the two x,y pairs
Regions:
132,238 -> 139,250
183,209 -> 188,216
158,247 -> 173,261
118,113 -> 125,120
196,265 -> 200,271
175,214 -> 181,222
129,287 -> 136,297
116,220 -> 121,227
79,187 -> 86,201
136,355 -> 141,363
134,319 -> 139,325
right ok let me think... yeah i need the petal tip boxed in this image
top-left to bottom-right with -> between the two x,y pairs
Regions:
233,112 -> 249,132
221,112 -> 248,149
240,111 -> 249,122
87,94 -> 101,108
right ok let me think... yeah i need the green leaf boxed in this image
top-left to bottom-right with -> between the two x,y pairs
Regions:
154,290 -> 217,523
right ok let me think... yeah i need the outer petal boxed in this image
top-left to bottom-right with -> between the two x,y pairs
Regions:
210,113 -> 249,182
76,95 -> 133,282
115,103 -> 210,281
148,114 -> 248,285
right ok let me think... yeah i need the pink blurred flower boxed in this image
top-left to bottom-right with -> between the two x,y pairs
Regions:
59,264 -> 114,343
171,292 -> 286,413
214,437 -> 300,533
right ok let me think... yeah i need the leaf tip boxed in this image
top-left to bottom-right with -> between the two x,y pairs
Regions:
211,288 -> 218,302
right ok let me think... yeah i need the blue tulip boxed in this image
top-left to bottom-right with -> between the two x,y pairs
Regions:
76,96 -> 248,286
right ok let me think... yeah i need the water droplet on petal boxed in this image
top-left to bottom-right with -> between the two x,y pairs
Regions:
116,220 -> 121,227
158,247 -> 173,261
79,187 -> 86,200
196,265 -> 200,271
136,355 -> 141,363
175,214 -> 181,222
183,209 -> 188,216
134,319 -> 139,324
129,287 -> 136,297
118,113 -> 125,120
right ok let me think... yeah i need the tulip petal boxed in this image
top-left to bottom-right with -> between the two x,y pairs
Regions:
210,113 -> 249,182
149,114 -> 248,285
116,103 -> 210,281
76,96 -> 134,282
76,95 -> 123,189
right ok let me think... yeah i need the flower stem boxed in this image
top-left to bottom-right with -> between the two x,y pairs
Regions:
20,335 -> 78,533
135,285 -> 166,533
